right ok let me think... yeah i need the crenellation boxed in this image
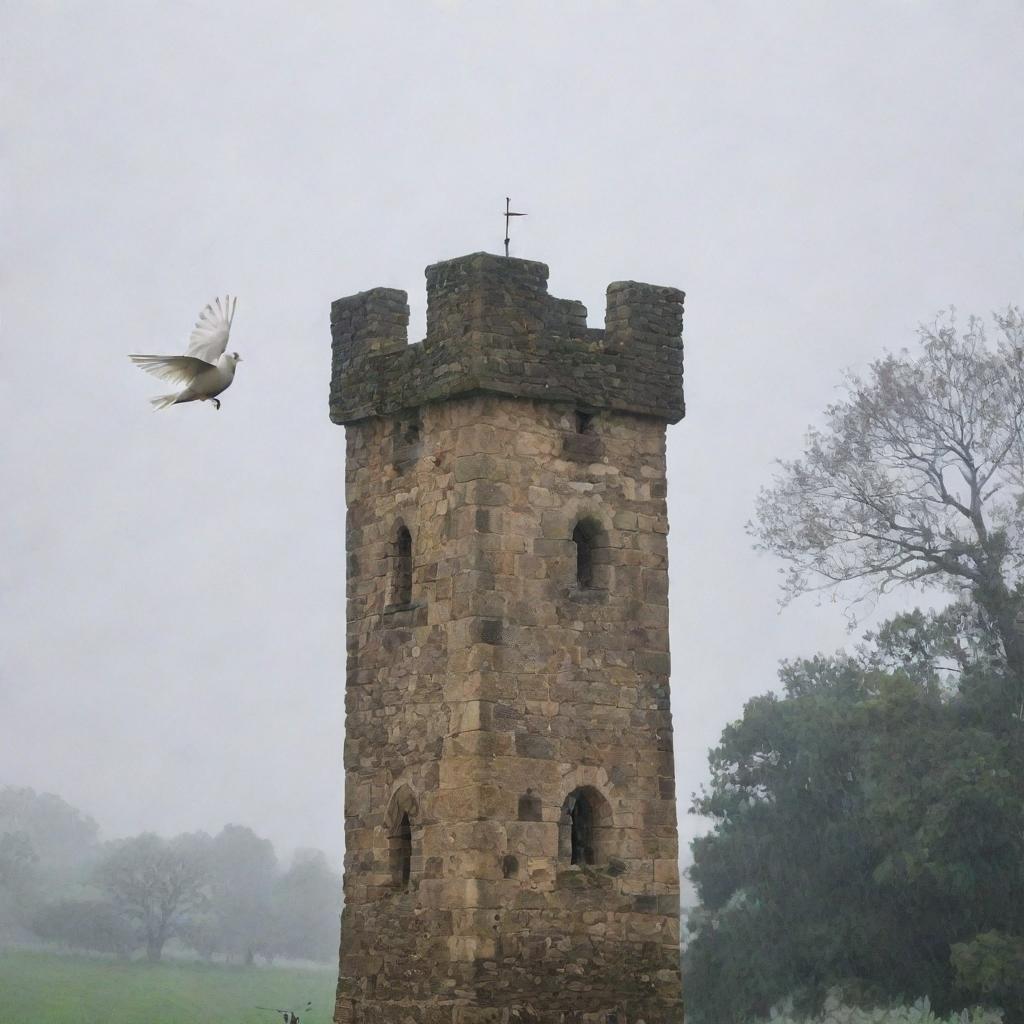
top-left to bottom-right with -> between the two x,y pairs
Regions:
331,287 -> 410,354
330,252 -> 684,426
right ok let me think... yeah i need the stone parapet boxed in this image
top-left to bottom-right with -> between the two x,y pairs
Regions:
330,252 -> 684,425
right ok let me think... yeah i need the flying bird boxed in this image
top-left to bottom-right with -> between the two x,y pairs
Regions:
129,296 -> 242,410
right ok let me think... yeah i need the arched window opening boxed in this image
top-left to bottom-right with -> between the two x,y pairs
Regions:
560,786 -> 612,868
397,812 -> 412,888
385,785 -> 418,890
572,522 -> 595,589
569,793 -> 595,865
393,526 -> 412,606
502,854 -> 519,879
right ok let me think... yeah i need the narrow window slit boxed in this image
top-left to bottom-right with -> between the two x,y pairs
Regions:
394,526 -> 412,606
573,523 -> 594,589
569,793 -> 595,865
397,812 -> 412,888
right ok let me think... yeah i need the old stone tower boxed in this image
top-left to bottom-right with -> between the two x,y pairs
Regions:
329,252 -> 685,1024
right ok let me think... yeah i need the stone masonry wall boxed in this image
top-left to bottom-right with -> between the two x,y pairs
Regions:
333,255 -> 684,1024
336,397 -> 682,1024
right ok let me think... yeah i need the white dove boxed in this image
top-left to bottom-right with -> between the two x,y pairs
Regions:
130,296 -> 242,410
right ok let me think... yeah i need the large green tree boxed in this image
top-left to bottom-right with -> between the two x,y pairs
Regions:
95,832 -> 209,962
700,309 -> 1024,1020
685,614 -> 1024,1022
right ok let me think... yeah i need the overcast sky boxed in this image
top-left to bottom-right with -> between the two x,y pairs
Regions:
3,1 -> 1023,870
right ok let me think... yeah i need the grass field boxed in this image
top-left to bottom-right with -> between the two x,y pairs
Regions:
0,950 -> 338,1024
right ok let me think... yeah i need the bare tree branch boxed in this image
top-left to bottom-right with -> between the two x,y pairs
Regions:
751,308 -> 1024,682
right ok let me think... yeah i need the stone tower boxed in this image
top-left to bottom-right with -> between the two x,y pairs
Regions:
329,252 -> 685,1024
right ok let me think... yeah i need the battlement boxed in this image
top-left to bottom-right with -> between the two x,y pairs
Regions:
329,252 -> 685,424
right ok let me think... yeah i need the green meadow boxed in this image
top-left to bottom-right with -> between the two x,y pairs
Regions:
0,950 -> 337,1024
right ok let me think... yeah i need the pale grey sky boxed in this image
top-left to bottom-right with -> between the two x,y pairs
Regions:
3,1 -> 1022,868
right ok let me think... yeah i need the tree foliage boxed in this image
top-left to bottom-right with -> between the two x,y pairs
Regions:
684,614 -> 1024,1023
271,849 -> 343,963
0,830 -> 39,939
95,832 -> 209,962
0,786 -> 99,939
0,831 -> 37,894
0,787 -> 98,873
763,991 -> 1003,1024
951,933 -> 1024,1020
207,824 -> 278,962
32,899 -> 135,958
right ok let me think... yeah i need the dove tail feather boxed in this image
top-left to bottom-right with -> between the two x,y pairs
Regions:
150,392 -> 180,410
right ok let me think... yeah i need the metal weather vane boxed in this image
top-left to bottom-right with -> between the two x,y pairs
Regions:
503,197 -> 526,256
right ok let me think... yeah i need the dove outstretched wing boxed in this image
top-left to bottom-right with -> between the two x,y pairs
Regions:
185,295 -> 237,363
128,354 -> 214,386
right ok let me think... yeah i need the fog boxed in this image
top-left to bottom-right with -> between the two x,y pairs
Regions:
3,0 -> 1022,878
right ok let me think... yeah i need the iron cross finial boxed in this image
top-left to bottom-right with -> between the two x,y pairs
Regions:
503,197 -> 526,257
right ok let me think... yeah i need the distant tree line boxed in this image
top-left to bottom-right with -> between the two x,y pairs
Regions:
685,310 -> 1024,1023
0,789 -> 341,964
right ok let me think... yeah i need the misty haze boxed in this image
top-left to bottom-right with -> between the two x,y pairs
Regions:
3,3 -> 1023,1023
